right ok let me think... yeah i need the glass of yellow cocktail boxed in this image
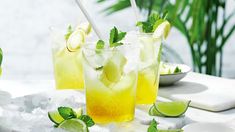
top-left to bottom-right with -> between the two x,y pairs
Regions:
82,40 -> 139,123
136,34 -> 162,104
50,24 -> 91,90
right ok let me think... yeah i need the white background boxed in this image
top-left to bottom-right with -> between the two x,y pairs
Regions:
0,0 -> 234,80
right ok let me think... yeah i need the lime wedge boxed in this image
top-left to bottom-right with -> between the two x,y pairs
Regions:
58,118 -> 88,132
48,111 -> 64,125
76,22 -> 92,35
149,105 -> 161,116
153,21 -> 171,39
48,108 -> 83,125
66,29 -> 86,52
151,101 -> 191,117
103,51 -> 127,82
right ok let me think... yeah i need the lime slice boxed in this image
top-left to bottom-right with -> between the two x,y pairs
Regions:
48,111 -> 64,125
152,101 -> 190,117
153,21 -> 171,39
66,29 -> 86,52
76,22 -> 92,35
58,118 -> 88,132
103,51 -> 127,82
48,108 -> 83,125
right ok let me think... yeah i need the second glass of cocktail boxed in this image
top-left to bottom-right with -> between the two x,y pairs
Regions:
82,28 -> 139,123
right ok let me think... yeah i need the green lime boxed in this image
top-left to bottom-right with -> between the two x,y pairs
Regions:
58,118 -> 88,132
149,105 -> 161,116
48,111 -> 64,125
153,21 -> 171,39
152,101 -> 190,117
48,108 -> 83,125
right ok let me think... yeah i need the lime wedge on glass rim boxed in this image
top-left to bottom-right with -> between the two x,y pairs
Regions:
66,29 -> 86,52
153,21 -> 171,39
149,101 -> 191,117
58,118 -> 88,132
48,108 -> 83,125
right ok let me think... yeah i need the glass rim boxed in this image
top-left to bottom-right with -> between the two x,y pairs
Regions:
82,42 -> 139,52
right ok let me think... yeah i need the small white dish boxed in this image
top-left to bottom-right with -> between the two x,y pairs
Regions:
159,63 -> 191,86
183,123 -> 235,132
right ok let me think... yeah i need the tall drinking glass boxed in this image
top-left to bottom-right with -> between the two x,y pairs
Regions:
82,43 -> 139,123
136,34 -> 162,104
50,27 -> 84,90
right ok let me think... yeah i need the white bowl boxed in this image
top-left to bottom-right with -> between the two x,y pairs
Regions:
159,63 -> 191,86
183,123 -> 234,132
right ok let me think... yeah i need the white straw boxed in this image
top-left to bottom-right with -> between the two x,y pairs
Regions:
130,0 -> 139,22
75,0 -> 103,39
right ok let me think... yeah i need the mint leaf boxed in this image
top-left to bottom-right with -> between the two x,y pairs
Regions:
78,115 -> 95,127
109,26 -> 118,44
174,66 -> 181,73
64,25 -> 73,41
58,107 -> 77,120
0,48 -> 2,66
148,119 -> 158,132
96,40 -> 105,53
137,12 -> 168,33
117,32 -> 126,42
109,27 -> 126,47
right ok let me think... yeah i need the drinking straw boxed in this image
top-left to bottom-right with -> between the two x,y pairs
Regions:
75,0 -> 103,39
130,0 -> 139,23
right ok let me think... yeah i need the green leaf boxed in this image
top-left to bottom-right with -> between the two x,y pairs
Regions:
58,107 -> 77,120
109,27 -> 126,47
0,48 -> 2,66
64,25 -> 73,41
174,66 -> 182,73
78,115 -> 95,127
96,40 -> 105,53
148,119 -> 158,132
117,32 -> 126,42
109,26 -> 118,44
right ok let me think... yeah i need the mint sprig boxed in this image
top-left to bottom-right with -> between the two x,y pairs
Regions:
95,27 -> 127,52
58,107 -> 77,120
64,25 -> 73,41
137,12 -> 168,33
148,119 -> 158,132
49,107 -> 95,128
109,26 -> 126,47
174,66 -> 182,74
147,118 -> 183,132
78,115 -> 95,127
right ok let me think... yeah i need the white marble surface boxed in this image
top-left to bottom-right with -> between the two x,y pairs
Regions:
0,0 -> 234,80
0,73 -> 235,131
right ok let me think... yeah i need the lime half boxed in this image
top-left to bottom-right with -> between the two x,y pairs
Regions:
58,118 -> 88,132
153,21 -> 171,39
151,101 -> 190,117
48,108 -> 83,125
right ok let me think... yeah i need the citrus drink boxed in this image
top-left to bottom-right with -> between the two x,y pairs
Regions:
136,35 -> 162,104
83,43 -> 138,123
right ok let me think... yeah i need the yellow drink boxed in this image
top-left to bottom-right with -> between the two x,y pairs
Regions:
53,48 -> 84,89
83,44 -> 138,123
136,35 -> 161,104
